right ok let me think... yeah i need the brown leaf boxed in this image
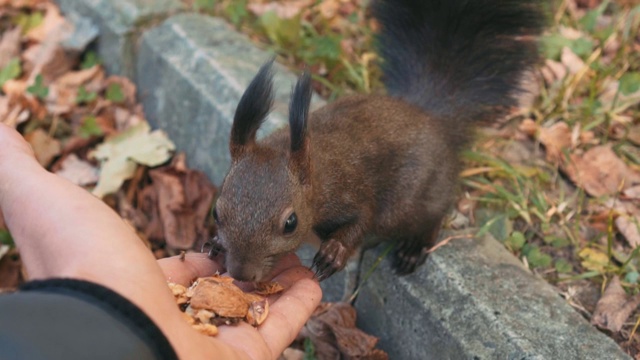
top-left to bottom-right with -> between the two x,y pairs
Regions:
561,46 -> 586,74
628,125 -> 640,146
24,128 -> 62,167
23,42 -> 76,83
113,107 -> 143,132
105,76 -> 137,106
540,59 -> 567,85
538,122 -> 572,163
26,3 -> 69,43
616,215 -> 640,248
519,118 -> 537,136
56,66 -> 101,87
0,27 -> 22,69
248,0 -> 312,18
623,185 -> 640,200
591,276 -> 640,332
1,79 -> 28,100
318,0 -> 340,19
302,302 -> 388,360
146,153 -> 215,249
605,199 -> 640,248
0,248 -> 24,290
564,145 -> 640,197
138,185 -> 164,242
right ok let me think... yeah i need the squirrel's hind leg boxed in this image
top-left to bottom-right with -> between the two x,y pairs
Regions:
392,216 -> 443,275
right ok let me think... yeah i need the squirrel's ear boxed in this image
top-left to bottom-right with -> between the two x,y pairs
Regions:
288,70 -> 312,184
230,60 -> 275,160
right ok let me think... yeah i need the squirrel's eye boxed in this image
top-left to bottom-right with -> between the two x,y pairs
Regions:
212,207 -> 220,224
284,213 -> 297,234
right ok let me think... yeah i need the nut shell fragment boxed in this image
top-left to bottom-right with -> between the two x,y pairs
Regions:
246,298 -> 269,326
190,278 -> 250,318
254,282 -> 285,296
192,323 -> 219,337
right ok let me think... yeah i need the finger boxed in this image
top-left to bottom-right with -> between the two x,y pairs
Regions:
158,252 -> 224,286
266,253 -> 303,280
258,266 -> 321,358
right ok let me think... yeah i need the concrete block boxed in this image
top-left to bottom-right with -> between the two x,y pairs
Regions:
136,13 -> 324,185
355,233 -> 630,359
56,0 -> 183,77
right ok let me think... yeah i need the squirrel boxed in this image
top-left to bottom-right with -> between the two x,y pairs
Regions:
209,0 -> 545,282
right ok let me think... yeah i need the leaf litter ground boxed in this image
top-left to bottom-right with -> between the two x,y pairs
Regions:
0,1 -> 386,358
189,0 -> 640,357
0,0 -> 639,357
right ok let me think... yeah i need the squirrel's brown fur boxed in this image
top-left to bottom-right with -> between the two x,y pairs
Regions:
212,0 -> 545,282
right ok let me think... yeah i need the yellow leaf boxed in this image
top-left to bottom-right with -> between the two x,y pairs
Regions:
89,122 -> 175,198
578,248 -> 609,273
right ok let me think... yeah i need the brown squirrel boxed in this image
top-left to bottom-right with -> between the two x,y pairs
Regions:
210,0 -> 545,282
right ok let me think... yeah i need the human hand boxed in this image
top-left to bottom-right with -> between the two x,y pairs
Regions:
0,123 -> 322,359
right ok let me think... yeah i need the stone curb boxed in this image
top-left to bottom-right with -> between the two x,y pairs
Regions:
54,1 -> 631,359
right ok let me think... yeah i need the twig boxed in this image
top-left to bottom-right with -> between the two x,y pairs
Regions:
426,234 -> 472,254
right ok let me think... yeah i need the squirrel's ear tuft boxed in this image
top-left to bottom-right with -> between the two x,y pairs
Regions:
288,70 -> 312,185
289,70 -> 312,153
230,60 -> 275,160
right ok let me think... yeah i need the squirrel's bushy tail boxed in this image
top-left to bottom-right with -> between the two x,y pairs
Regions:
372,0 -> 544,127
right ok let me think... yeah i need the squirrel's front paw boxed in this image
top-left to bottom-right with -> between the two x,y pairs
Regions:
312,239 -> 349,281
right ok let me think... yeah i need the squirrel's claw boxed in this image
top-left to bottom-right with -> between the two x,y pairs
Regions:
201,237 -> 226,261
392,241 -> 429,275
312,239 -> 349,281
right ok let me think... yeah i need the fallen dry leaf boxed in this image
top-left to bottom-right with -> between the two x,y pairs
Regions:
540,59 -> 568,85
579,247 -> 609,273
301,302 -> 388,360
0,248 -> 24,290
0,27 -> 22,69
564,145 -> 640,197
24,128 -> 62,167
105,76 -> 137,107
54,153 -> 99,186
23,41 -> 75,84
591,276 -> 640,332
318,0 -> 340,19
617,215 -> 640,249
561,46 -> 586,74
90,122 -> 175,198
247,0 -> 312,18
55,65 -> 101,87
604,199 -> 640,248
539,122 -> 572,163
2,79 -> 28,99
623,185 -> 640,200
26,3 -> 69,43
142,153 -> 216,249
599,77 -> 640,115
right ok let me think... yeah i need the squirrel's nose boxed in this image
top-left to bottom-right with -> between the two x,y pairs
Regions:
227,260 -> 260,282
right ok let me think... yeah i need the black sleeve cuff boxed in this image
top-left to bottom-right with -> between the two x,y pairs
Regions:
0,278 -> 178,360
